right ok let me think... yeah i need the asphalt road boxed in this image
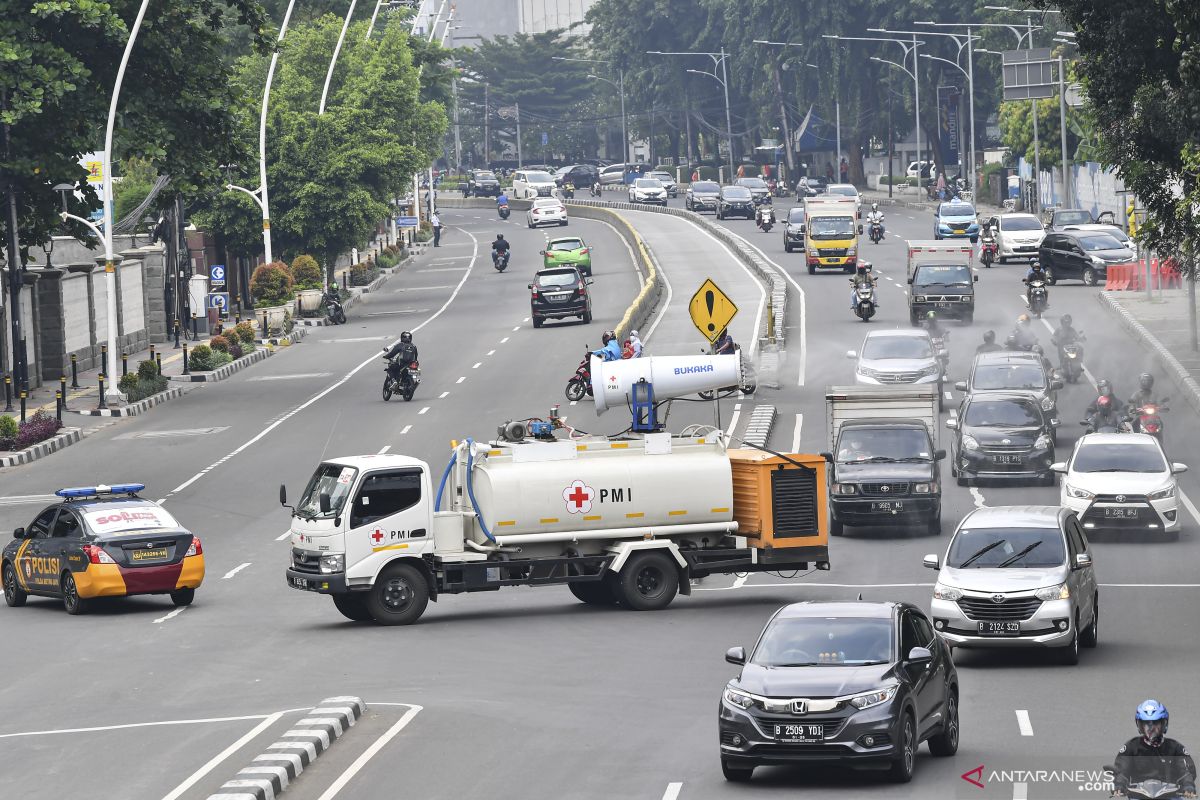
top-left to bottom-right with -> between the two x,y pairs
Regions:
1,195 -> 1197,800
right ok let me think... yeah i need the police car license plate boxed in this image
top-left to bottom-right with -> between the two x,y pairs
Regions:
773,724 -> 824,743
132,548 -> 168,562
871,501 -> 903,512
978,621 -> 1020,636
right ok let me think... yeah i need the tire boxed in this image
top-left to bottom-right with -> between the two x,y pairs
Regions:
963,312 -> 974,325
3,563 -> 27,607
365,562 -> 430,625
561,220 -> 568,226
927,691 -> 960,756
1058,617 -> 1081,665
998,257 -> 1007,265
333,593 -> 374,622
807,264 -> 816,275
1082,267 -> 1098,287
568,580 -> 617,606
784,242 -> 793,253
1043,266 -> 1057,285
170,588 -> 195,607
532,316 -> 544,329
888,714 -> 916,783
566,379 -> 587,402
614,551 -> 679,611
956,475 -> 968,487
830,515 -> 845,537
1081,596 -> 1099,648
582,309 -> 592,324
382,378 -> 393,402
926,513 -> 942,536
721,760 -> 755,783
62,572 -> 88,615
402,388 -> 415,402
335,308 -> 346,324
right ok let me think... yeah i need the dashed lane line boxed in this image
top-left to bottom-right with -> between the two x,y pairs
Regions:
662,783 -> 683,800
0,711 -> 303,740
1180,490 -> 1200,526
725,403 -> 743,438
791,414 -> 804,453
222,563 -> 251,580
472,362 -> 482,369
1015,710 -> 1034,736
500,337 -> 510,343
486,349 -> 495,356
418,407 -> 430,415
439,391 -> 449,399
401,425 -> 412,434
153,607 -> 187,624
377,445 -> 391,454
276,531 -> 291,541
970,486 -> 987,508
456,376 -> 466,384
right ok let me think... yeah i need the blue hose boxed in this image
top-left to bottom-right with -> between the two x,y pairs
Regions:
433,448 -> 457,512
464,437 -> 496,542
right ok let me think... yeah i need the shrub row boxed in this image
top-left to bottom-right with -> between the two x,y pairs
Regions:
0,411 -> 63,452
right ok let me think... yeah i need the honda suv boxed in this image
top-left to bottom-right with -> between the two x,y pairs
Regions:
720,601 -> 959,783
529,266 -> 592,328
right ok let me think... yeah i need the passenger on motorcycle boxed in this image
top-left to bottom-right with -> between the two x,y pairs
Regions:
628,329 -> 644,358
849,262 -> 878,311
1112,700 -> 1197,798
491,233 -> 510,266
592,330 -> 624,362
1011,314 -> 1038,350
976,330 -> 1003,354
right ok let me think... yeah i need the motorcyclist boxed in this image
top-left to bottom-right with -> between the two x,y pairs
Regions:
755,203 -> 775,228
976,330 -> 1003,354
1024,260 -> 1049,308
865,203 -> 885,237
491,233 -> 510,267
323,282 -> 341,305
849,262 -> 878,311
1087,378 -> 1125,418
592,330 -> 624,362
1112,700 -> 1197,798
562,180 -> 575,199
1128,372 -> 1159,411
1011,314 -> 1038,350
1051,314 -> 1080,348
714,328 -> 737,355
923,310 -> 947,342
384,331 -> 418,385
496,190 -> 509,208
1086,394 -> 1124,432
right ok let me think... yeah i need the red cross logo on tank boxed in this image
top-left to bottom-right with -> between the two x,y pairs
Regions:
563,480 -> 596,514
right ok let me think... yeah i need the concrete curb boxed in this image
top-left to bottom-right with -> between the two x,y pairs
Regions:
171,347 -> 272,384
741,405 -> 777,449
205,696 -> 366,800
0,427 -> 83,468
73,385 -> 188,417
1096,291 -> 1200,417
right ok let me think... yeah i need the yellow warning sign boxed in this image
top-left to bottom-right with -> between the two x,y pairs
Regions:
689,278 -> 739,344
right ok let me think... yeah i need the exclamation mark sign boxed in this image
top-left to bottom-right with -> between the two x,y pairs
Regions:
705,290 -> 716,332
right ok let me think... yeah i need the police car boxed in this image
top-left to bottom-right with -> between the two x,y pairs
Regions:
2,484 -> 204,615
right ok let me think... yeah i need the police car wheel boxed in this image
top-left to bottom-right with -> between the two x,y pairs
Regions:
3,563 -> 27,607
61,572 -> 88,615
170,588 -> 195,607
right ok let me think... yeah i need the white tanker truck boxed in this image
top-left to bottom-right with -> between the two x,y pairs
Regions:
282,354 -> 831,625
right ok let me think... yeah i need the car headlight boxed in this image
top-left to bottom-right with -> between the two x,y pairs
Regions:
914,295 -> 927,303
1035,433 -> 1052,450
857,366 -> 880,379
938,224 -> 951,232
1041,396 -> 1055,412
847,684 -> 899,710
918,364 -> 941,378
1064,483 -> 1095,500
319,554 -> 345,574
961,434 -> 980,451
933,583 -> 963,601
1149,484 -> 1176,500
724,686 -> 756,710
833,483 -> 858,495
1035,583 -> 1070,601
913,482 -> 936,494
1091,255 -> 1106,266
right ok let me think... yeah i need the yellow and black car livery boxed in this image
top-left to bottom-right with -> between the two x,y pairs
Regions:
2,484 -> 204,615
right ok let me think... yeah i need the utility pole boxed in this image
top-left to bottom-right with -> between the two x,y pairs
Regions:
1,89 -> 28,392
483,83 -> 489,168
515,101 -> 523,168
772,63 -> 796,178
1057,54 -> 1071,208
1028,17 -> 1041,213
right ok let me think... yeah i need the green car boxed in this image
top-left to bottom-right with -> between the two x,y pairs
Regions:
541,236 -> 592,276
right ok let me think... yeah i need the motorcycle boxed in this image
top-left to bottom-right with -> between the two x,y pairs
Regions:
756,207 -> 775,233
498,204 -> 511,220
565,350 -> 593,401
1130,399 -> 1168,440
562,185 -> 575,200
493,250 -> 510,273
1058,336 -> 1086,383
980,234 -> 998,268
324,291 -> 347,325
853,283 -> 876,322
1080,410 -> 1131,434
591,182 -> 602,197
1101,766 -> 1183,800
869,220 -> 884,244
382,356 -> 420,402
1027,279 -> 1049,317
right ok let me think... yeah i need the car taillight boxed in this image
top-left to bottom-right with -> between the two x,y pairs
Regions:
581,248 -> 589,255
409,361 -> 420,370
1145,423 -> 1160,433
186,536 -> 202,557
531,287 -> 539,297
82,544 -> 115,564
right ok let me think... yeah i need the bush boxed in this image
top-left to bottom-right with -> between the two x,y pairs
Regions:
234,321 -> 256,344
240,336 -> 256,353
137,358 -> 159,381
228,340 -> 243,359
189,344 -> 215,371
290,255 -> 323,290
376,250 -> 399,269
250,261 -> 294,307
0,414 -> 19,448
210,334 -> 230,353
118,373 -> 140,395
213,350 -> 233,367
120,372 -> 168,402
12,411 -> 63,451
349,261 -> 380,287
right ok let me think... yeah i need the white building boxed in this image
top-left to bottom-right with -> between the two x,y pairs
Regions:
517,0 -> 596,34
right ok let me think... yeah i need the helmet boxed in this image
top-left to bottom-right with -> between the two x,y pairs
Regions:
602,329 -> 616,345
629,329 -> 639,338
1139,372 -> 1155,391
400,331 -> 412,343
496,233 -> 505,240
330,282 -> 338,291
983,330 -> 996,344
1017,314 -> 1030,325
1097,395 -> 1112,410
871,203 -> 878,212
1135,699 -> 1169,746
1061,314 -> 1072,327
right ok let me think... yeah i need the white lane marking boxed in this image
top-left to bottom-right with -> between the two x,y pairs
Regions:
732,575 -> 749,590
642,230 -> 675,344
165,227 -> 479,499
314,705 -> 423,800
1081,365 -> 1099,391
1013,782 -> 1028,800
276,531 -> 291,541
391,284 -> 456,292
472,362 -> 482,369
698,581 -> 935,592
662,783 -> 683,800
1179,490 -> 1200,525
590,216 -> 643,282
790,413 -> 804,453
400,425 -> 412,434
456,376 -> 465,384
570,400 -> 577,406
523,317 -> 530,322
1040,318 -> 1055,334
418,407 -> 430,415
1015,710 -> 1034,736
377,445 -> 391,454
316,336 -> 390,344
438,391 -> 449,399
222,563 -> 251,580
725,403 -> 743,438
153,607 -> 187,624
512,326 -> 520,331
500,337 -> 510,343
246,373 -> 332,382
418,266 -> 469,272
0,494 -> 60,507
1099,583 -> 1200,588
367,309 -> 432,317
486,350 -> 495,356
970,486 -> 987,508
944,390 -> 953,400
0,711 -> 299,741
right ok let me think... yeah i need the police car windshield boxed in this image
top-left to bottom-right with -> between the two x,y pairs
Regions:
298,464 -> 357,519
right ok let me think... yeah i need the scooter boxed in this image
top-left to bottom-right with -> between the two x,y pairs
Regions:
565,350 -> 593,401
562,185 -> 575,200
1101,767 -> 1182,800
980,234 -> 998,268
1027,279 -> 1049,318
1080,411 -> 1131,434
853,284 -> 876,322
498,204 -> 511,220
324,291 -> 347,325
1058,337 -> 1085,383
382,356 -> 420,402
1130,399 -> 1168,440
493,250 -> 510,273
591,182 -> 602,197
756,207 -> 775,233
869,220 -> 884,244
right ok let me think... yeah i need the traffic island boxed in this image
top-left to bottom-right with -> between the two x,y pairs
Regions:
171,346 -> 273,383
73,385 -> 190,417
205,696 -> 365,800
0,427 -> 83,468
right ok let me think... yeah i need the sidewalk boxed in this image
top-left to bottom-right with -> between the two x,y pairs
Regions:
860,186 -> 1003,214
1099,288 -> 1200,416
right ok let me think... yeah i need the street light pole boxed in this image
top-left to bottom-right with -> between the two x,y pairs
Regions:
252,0 -> 299,268
648,49 -> 736,180
554,56 -> 629,165
320,0 -> 359,115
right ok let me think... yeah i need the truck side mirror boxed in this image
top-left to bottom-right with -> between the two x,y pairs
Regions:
907,276 -> 913,284
934,449 -> 947,460
12,527 -> 24,540
279,484 -> 287,506
954,381 -> 967,392
319,493 -> 332,514
818,451 -> 833,462
725,646 -> 746,665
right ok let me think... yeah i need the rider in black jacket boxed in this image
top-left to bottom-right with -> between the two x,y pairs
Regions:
1112,700 -> 1197,797
384,332 -> 418,384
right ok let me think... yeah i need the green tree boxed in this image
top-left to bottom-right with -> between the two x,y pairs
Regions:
113,156 -> 158,222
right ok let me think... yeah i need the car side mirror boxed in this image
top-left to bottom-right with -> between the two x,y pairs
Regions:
12,526 -> 25,540
586,279 -> 594,285
725,646 -> 747,665
539,250 -> 546,256
527,284 -> 534,289
954,381 -> 967,392
1074,552 -> 1092,569
858,224 -> 864,235
1172,463 -> 1189,474
1051,379 -> 1064,391
1050,418 -> 1061,427
973,274 -> 979,282
907,277 -> 914,284
319,493 -> 332,514
945,419 -> 958,429
934,449 -> 947,460
845,350 -> 857,360
279,484 -> 288,506
1050,462 -> 1067,473
906,646 -> 933,666
922,553 -> 940,570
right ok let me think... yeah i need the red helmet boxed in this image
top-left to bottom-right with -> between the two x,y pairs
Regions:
1097,395 -> 1111,409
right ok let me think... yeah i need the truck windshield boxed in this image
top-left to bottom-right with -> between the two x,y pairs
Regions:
1055,210 -> 1092,226
752,617 -> 893,666
914,265 -> 972,285
836,428 -> 932,462
809,216 -> 855,240
297,463 -> 357,520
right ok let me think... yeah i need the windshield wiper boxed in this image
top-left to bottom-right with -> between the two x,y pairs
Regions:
769,662 -> 821,667
1082,468 -> 1135,473
892,456 -> 933,462
958,539 -> 1007,568
995,541 -> 1042,568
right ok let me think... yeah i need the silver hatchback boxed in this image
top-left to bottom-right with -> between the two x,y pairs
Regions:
923,506 -> 1098,665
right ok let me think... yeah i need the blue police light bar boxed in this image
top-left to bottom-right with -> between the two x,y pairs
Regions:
55,483 -> 146,499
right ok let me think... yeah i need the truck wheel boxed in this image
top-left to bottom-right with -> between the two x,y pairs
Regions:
333,593 -> 374,622
807,264 -> 816,275
366,563 -> 429,625
830,516 -> 844,537
615,551 -> 679,611
568,580 -> 617,606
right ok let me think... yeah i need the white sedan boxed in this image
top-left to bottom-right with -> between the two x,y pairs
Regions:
1053,433 -> 1188,536
527,197 -> 568,228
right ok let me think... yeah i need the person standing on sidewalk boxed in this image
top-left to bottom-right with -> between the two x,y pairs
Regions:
839,157 -> 849,184
430,211 -> 442,247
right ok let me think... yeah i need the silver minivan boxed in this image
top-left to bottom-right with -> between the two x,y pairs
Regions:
923,506 -> 1098,665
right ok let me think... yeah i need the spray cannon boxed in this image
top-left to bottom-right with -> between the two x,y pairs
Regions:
590,354 -> 747,415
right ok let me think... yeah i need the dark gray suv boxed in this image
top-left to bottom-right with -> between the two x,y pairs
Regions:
719,601 -> 959,784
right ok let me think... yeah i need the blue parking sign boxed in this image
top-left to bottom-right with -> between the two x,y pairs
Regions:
210,264 -> 226,286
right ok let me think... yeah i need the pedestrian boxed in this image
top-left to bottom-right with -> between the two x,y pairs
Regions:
936,172 -> 947,201
430,211 -> 442,247
825,162 -> 835,182
839,157 -> 849,184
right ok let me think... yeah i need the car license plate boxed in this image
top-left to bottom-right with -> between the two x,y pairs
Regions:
131,548 -> 168,562
978,621 -> 1020,636
871,501 -> 904,512
1104,507 -> 1140,518
992,454 -> 1023,464
773,724 -> 824,744
952,228 -> 966,234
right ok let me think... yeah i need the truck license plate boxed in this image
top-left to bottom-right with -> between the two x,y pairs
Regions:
290,576 -> 313,590
978,621 -> 1020,636
773,724 -> 824,743
871,501 -> 903,512
935,302 -> 952,309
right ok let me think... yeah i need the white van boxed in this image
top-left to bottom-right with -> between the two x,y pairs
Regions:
511,170 -> 557,199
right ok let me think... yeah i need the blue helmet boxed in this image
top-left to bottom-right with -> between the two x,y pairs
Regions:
1136,699 -> 1169,744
